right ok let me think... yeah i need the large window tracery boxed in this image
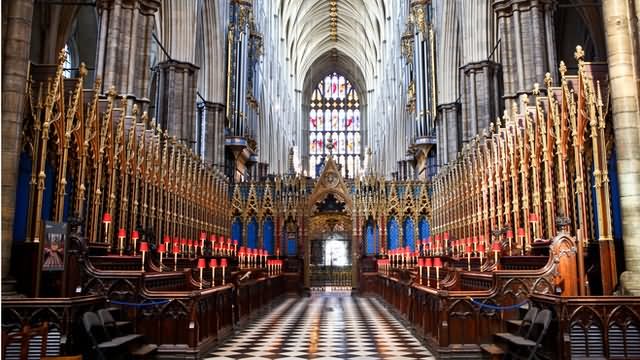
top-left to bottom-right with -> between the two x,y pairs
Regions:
308,73 -> 361,178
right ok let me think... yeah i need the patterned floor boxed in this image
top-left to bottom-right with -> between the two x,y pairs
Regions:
206,294 -> 435,360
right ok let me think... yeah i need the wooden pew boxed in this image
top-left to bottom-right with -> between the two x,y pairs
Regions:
2,295 -> 106,356
371,233 -> 579,358
80,253 -> 285,358
531,293 -> 640,360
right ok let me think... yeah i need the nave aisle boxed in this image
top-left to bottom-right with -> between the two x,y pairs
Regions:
207,294 -> 435,360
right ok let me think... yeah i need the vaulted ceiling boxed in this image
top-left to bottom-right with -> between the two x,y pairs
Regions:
278,0 -> 390,91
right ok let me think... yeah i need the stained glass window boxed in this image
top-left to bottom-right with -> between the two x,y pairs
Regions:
308,72 -> 361,178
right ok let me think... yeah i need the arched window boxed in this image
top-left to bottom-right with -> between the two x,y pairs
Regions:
62,43 -> 74,78
308,73 -> 361,178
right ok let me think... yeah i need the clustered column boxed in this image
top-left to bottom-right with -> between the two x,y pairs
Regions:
493,0 -> 557,108
95,0 -> 160,106
603,0 -> 640,295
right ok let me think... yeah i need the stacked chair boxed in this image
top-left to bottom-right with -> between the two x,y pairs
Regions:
482,306 -> 553,360
82,309 -> 157,359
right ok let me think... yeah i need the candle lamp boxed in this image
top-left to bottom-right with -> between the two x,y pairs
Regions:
529,213 -> 539,240
478,243 -> 485,270
517,228 -> 525,255
158,243 -> 166,272
131,231 -> 139,256
417,258 -> 424,284
472,236 -> 478,255
181,238 -> 187,257
199,232 -> 207,256
172,237 -> 178,255
210,234 -> 217,254
433,257 -> 442,289
188,239 -> 194,258
163,235 -> 170,252
233,239 -> 238,256
117,228 -> 126,256
209,258 -> 217,287
466,244 -> 473,271
173,243 -> 180,271
197,258 -> 206,289
219,235 -> 225,255
492,241 -> 501,266
443,232 -> 449,255
220,258 -> 228,284
139,241 -> 148,271
253,248 -> 259,267
506,229 -> 514,256
405,246 -> 411,268
424,258 -> 432,286
102,213 -> 112,244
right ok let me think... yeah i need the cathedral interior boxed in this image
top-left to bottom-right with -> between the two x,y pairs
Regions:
2,0 -> 640,359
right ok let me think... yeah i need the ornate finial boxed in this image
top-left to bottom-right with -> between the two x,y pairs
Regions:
520,93 -> 529,107
132,103 -> 139,116
559,61 -> 567,77
107,86 -> 117,98
533,83 -> 540,96
79,62 -> 88,77
574,45 -> 584,62
497,116 -> 503,128
544,72 -> 553,88
141,111 -> 149,125
58,48 -> 67,64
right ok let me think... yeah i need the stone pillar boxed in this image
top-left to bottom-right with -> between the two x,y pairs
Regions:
156,60 -> 199,150
437,102 -> 459,164
2,0 -> 34,279
95,0 -> 159,102
602,0 -> 640,295
460,61 -> 503,140
203,102 -> 225,167
493,0 -> 557,108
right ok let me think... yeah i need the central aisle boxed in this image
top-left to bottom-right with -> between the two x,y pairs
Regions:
207,293 -> 435,359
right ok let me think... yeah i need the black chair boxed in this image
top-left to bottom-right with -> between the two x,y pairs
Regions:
82,312 -> 140,360
97,309 -> 157,359
97,309 -> 132,338
505,309 -> 553,360
495,306 -> 539,344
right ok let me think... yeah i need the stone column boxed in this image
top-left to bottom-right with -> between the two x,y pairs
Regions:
156,60 -> 199,150
460,61 -> 503,139
2,0 -> 34,280
203,102 -> 225,167
602,0 -> 640,295
437,102 -> 460,163
95,0 -> 159,103
493,0 -> 557,108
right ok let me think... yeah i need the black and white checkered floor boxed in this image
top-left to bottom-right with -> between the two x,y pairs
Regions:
206,294 -> 435,359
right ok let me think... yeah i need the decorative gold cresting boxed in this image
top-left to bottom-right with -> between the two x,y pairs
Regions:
329,0 -> 338,41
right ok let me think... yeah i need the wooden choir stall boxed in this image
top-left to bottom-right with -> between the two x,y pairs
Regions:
360,48 -> 640,359
2,52 -> 289,359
